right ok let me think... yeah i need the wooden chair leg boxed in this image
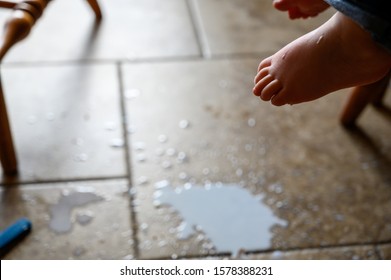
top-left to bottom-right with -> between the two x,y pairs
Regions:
0,0 -> 100,175
340,72 -> 391,127
0,1 -> 50,60
0,78 -> 17,175
372,72 -> 390,107
0,1 -> 18,9
86,0 -> 102,20
0,1 -> 50,175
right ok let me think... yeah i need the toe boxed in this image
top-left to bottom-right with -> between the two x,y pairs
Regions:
270,90 -> 287,106
254,67 -> 270,84
253,74 -> 274,96
273,0 -> 291,11
260,79 -> 283,101
257,57 -> 272,72
288,7 -> 303,19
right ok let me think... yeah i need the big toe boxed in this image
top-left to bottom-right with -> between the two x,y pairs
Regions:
257,57 -> 272,72
270,90 -> 287,106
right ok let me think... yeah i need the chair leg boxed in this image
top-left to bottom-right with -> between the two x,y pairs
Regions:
86,0 -> 102,20
340,73 -> 390,127
372,72 -> 390,107
0,1 -> 50,60
0,78 -> 17,175
0,1 -> 51,176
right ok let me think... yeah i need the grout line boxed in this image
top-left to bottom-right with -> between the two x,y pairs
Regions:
137,239 -> 391,260
144,253 -> 232,261
117,52 -> 266,64
1,55 -> 205,68
1,59 -> 116,68
186,0 -> 212,59
116,62 -> 132,185
185,0 -> 207,58
1,52 -> 269,69
201,52 -> 268,61
242,240 -> 391,258
0,176 -> 128,187
156,241 -> 391,260
116,62 -> 140,259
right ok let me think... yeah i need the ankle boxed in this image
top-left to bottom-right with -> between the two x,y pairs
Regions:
335,13 -> 391,67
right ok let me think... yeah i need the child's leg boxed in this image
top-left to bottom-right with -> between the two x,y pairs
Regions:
253,12 -> 391,106
273,0 -> 330,19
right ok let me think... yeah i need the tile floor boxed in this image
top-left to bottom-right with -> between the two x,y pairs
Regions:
1,0 -> 390,260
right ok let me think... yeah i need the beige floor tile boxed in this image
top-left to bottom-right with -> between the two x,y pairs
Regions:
378,244 -> 391,260
241,245 -> 378,260
1,0 -> 390,261
123,59 -> 391,259
0,180 -> 133,259
0,63 -> 126,183
193,0 -> 336,56
0,0 -> 199,62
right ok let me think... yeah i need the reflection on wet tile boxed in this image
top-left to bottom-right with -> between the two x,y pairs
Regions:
193,0 -> 335,56
123,59 -> 391,259
0,0 -> 199,62
0,64 -> 126,182
154,182 -> 287,256
0,180 -> 133,259
49,189 -> 105,234
241,245 -> 378,260
0,0 -> 390,261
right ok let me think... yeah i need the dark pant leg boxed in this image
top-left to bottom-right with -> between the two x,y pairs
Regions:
325,0 -> 391,52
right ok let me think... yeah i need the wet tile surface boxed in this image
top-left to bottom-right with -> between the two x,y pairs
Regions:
0,0 -> 199,62
378,244 -> 391,260
123,60 -> 391,259
242,245 -> 378,260
1,0 -> 391,260
0,180 -> 133,259
0,64 -> 126,183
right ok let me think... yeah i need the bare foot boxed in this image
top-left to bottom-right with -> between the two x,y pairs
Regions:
253,12 -> 391,106
273,0 -> 330,19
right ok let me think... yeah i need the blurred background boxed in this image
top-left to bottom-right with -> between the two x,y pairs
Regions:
0,0 -> 390,259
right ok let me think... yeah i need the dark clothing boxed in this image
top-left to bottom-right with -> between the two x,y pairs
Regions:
324,0 -> 391,51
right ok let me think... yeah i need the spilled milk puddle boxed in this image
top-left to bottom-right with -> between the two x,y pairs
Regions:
49,188 -> 104,234
153,182 -> 288,254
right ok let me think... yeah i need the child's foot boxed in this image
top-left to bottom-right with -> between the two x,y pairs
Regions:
253,12 -> 391,106
273,0 -> 330,19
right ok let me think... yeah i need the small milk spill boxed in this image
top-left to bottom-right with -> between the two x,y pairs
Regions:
49,189 -> 104,234
153,183 -> 288,255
